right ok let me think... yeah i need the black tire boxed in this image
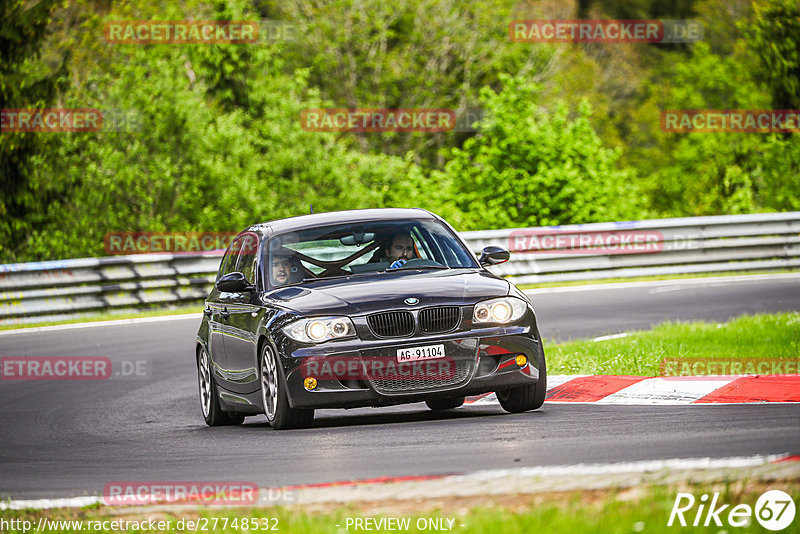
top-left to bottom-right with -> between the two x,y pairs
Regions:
197,346 -> 245,426
260,343 -> 314,430
425,396 -> 465,411
496,343 -> 547,413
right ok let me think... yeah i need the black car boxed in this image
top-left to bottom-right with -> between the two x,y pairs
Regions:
196,208 -> 547,429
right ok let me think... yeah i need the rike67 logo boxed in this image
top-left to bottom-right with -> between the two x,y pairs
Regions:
669,490 -> 796,531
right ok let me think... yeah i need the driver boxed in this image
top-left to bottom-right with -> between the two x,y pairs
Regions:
365,232 -> 418,268
271,252 -> 302,286
385,233 -> 417,266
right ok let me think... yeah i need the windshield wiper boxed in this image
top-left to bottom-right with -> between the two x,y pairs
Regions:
301,272 -> 375,283
302,274 -> 349,283
386,264 -> 449,271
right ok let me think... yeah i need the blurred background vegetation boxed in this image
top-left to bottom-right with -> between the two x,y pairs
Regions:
1,0 -> 799,262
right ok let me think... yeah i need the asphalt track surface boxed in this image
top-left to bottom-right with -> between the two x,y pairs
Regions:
1,275 -> 799,499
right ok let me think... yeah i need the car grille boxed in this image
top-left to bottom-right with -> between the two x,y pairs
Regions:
367,311 -> 414,337
368,358 -> 474,394
419,306 -> 460,334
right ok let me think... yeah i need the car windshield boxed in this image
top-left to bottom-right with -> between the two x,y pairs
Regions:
262,219 -> 478,287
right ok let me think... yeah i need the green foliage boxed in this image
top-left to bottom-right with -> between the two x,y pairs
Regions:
646,34 -> 800,216
26,38 -> 431,260
269,0 -> 558,167
745,0 -> 800,109
443,76 -> 642,230
5,484 -> 799,534
2,0 -> 800,263
0,0 -> 67,260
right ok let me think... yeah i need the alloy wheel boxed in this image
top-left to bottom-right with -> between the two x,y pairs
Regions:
198,347 -> 212,418
261,346 -> 278,420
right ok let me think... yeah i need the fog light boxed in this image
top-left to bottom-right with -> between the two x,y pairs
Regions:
515,354 -> 527,367
303,377 -> 318,390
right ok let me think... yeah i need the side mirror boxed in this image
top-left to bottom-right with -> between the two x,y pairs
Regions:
216,272 -> 254,293
478,246 -> 510,266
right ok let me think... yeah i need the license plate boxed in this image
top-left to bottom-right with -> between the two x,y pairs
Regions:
397,344 -> 445,362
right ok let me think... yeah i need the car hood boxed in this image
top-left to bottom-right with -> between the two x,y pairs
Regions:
262,269 -> 510,316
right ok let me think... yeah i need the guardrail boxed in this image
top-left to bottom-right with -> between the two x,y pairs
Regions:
466,211 -> 800,284
0,254 -> 222,325
1,212 -> 798,325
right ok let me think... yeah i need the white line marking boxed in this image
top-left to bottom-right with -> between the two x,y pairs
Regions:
649,285 -> 683,293
469,375 -> 797,406
2,454 -> 789,510
592,332 -> 628,342
450,454 -> 790,481
0,495 -> 100,511
596,376 -> 739,405
546,374 -> 587,389
466,393 -> 498,405
524,272 -> 800,295
2,273 -> 796,335
0,313 -> 201,336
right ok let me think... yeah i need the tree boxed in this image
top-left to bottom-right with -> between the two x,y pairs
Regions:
442,75 -> 642,230
23,18 -> 440,260
647,19 -> 800,217
0,0 -> 67,261
267,0 -> 559,168
746,0 -> 800,109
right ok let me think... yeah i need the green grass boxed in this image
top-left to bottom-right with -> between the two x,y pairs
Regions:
0,304 -> 203,331
2,483 -> 798,533
518,269 -> 797,290
546,312 -> 800,376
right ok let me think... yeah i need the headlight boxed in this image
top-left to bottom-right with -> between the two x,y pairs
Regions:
472,297 -> 527,325
282,317 -> 357,343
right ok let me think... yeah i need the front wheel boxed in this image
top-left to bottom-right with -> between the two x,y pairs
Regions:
496,344 -> 547,413
260,343 -> 314,430
197,346 -> 244,426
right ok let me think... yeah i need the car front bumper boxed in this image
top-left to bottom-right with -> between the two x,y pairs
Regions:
281,325 -> 542,409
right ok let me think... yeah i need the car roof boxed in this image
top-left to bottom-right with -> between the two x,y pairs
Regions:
250,208 -> 438,236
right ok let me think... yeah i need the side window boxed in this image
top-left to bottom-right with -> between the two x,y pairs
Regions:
217,239 -> 241,280
435,231 -> 475,267
410,227 -> 434,261
235,234 -> 259,284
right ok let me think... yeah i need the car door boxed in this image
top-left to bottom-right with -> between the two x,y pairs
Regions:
206,242 -> 239,384
218,232 -> 263,395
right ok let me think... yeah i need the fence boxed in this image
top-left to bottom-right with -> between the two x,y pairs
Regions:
1,212 -> 798,324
